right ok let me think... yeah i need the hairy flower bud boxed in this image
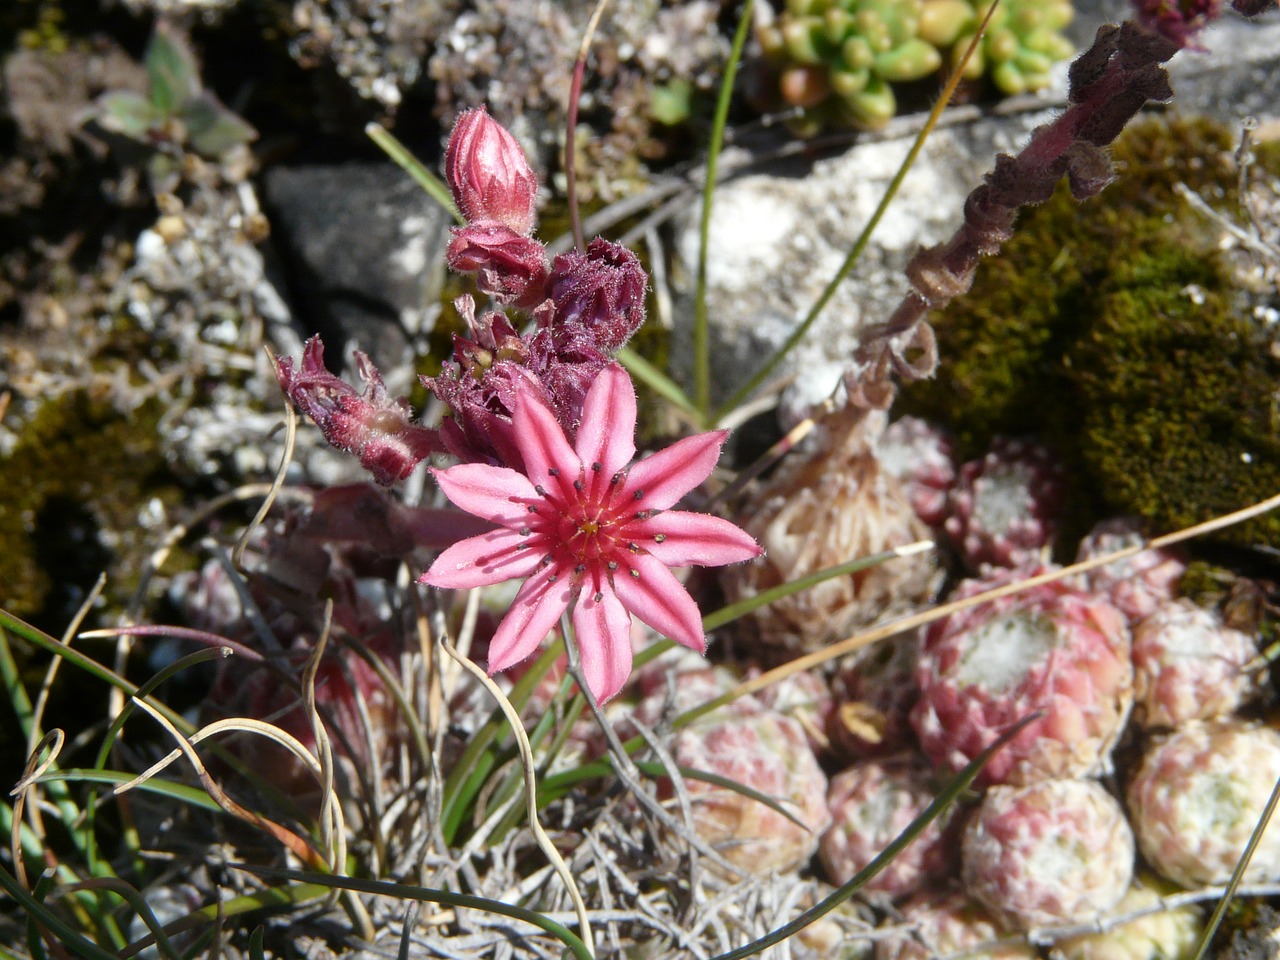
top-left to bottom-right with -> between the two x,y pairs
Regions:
445,106 -> 538,235
275,336 -> 441,485
446,221 -> 550,310
549,237 -> 648,352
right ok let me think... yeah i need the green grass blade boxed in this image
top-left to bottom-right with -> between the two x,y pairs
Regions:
0,864 -> 120,960
37,769 -> 223,812
714,59 -> 964,421
365,123 -> 463,225
693,0 -> 755,417
702,542 -> 933,632
234,864 -> 594,960
617,346 -> 698,418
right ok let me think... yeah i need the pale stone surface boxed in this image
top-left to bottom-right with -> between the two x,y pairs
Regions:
671,9 -> 1280,408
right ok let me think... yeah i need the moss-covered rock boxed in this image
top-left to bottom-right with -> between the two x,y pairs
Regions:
900,114 -> 1280,545
0,390 -> 179,626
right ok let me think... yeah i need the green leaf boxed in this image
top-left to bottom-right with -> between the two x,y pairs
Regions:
146,22 -> 201,117
649,78 -> 693,126
179,93 -> 256,158
92,91 -> 161,140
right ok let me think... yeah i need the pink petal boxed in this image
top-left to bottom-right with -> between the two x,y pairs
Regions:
610,551 -> 706,654
512,387 -> 580,498
432,464 -> 538,527
571,581 -> 634,704
574,364 -> 637,501
629,511 -> 763,567
419,528 -> 543,590
618,430 -> 728,510
487,565 -> 573,674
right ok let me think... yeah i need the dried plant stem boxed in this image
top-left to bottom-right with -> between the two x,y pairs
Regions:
233,394 -> 295,573
687,488 -> 1280,726
566,0 -> 612,254
563,622 -> 748,879
439,634 -> 596,957
9,730 -> 64,891
121,703 -> 333,870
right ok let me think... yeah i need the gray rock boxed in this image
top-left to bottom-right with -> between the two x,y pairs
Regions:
671,9 -> 1280,410
264,162 -> 452,395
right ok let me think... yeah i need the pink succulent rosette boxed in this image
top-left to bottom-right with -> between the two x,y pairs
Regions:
1131,599 -> 1258,729
819,757 -> 956,899
878,415 -> 957,528
911,566 -> 1133,786
1075,517 -> 1186,624
419,364 -> 761,704
1127,721 -> 1280,888
667,707 -> 831,877
876,890 -> 1037,960
963,778 -> 1135,930
945,437 -> 1067,572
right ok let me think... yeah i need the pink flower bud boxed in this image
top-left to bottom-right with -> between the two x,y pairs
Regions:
445,107 -> 538,235
549,237 -> 648,352
276,336 -> 441,485
446,221 -> 550,310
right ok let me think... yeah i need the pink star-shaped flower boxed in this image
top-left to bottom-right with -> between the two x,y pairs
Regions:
419,364 -> 762,703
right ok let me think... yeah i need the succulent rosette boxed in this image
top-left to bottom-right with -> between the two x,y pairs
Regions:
1127,721 -> 1280,888
945,437 -> 1067,572
1075,517 -> 1186,625
963,778 -> 1135,930
876,890 -> 1038,960
830,637 -> 922,758
752,667 -> 837,754
819,757 -> 956,898
878,415 -> 958,528
911,566 -> 1133,786
723,407 -> 940,654
666,707 -> 832,876
1130,599 -> 1258,729
1052,874 -> 1202,960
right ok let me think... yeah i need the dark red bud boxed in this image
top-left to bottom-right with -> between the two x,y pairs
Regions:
447,221 -> 550,310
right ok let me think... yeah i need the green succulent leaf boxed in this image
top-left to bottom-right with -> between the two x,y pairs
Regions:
874,37 -> 942,81
146,22 -> 202,117
179,93 -> 257,158
92,90 -> 162,140
649,78 -> 693,126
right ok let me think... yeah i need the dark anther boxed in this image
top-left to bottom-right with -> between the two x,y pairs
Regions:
575,564 -> 586,574
632,489 -> 644,500
548,467 -> 560,477
629,568 -> 641,579
574,479 -> 584,492
593,591 -> 604,602
535,484 -> 547,496
519,526 -> 531,536
607,560 -> 619,571
628,543 -> 640,553
591,461 -> 602,472
654,533 -> 667,543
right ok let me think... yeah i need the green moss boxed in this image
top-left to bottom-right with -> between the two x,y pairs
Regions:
0,390 -> 180,627
900,114 -> 1280,543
